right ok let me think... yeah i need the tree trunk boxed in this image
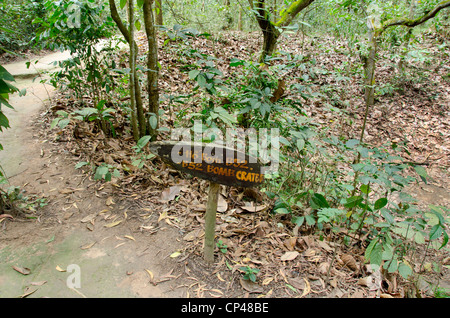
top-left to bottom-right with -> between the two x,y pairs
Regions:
128,0 -> 139,141
260,24 -> 280,62
238,6 -> 243,31
363,36 -> 377,108
155,0 -> 163,25
249,0 -> 315,62
143,0 -> 160,140
110,0 -> 146,139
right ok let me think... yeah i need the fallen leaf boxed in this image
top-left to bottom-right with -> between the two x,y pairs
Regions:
217,195 -> 228,212
59,188 -> 74,194
124,235 -> 135,241
56,265 -> 66,272
317,240 -> 333,253
239,278 -> 263,293
183,229 -> 203,241
30,281 -> 47,287
80,213 -> 97,223
304,248 -> 316,257
341,254 -> 358,271
104,219 -> 123,228
262,277 -> 274,286
158,210 -> 168,222
170,251 -> 182,258
106,197 -> 115,206
288,277 -> 305,291
80,242 -> 96,250
358,267 -> 382,291
192,204 -> 206,211
209,289 -> 224,297
0,214 -> 14,221
281,251 -> 299,261
240,203 -> 268,213
13,266 -> 31,275
217,273 -> 225,282
300,278 -> 310,298
145,269 -> 154,280
20,287 -> 37,298
318,262 -> 330,275
284,237 -> 297,251
151,175 -> 163,184
160,185 -> 182,202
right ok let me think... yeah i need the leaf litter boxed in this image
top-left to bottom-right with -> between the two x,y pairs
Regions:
32,29 -> 450,298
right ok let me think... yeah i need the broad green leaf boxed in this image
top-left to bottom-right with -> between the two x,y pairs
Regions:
414,165 -> 428,184
429,205 -> 446,226
229,58 -> 244,67
55,110 -> 68,117
0,66 -> 15,82
95,165 -> 109,180
429,224 -> 443,241
58,118 -> 70,129
345,139 -> 359,148
305,214 -> 316,226
188,69 -> 200,79
414,231 -> 425,244
360,183 -> 370,194
374,198 -> 388,210
398,262 -> 412,279
296,138 -> 305,151
50,118 -> 60,129
149,115 -> 158,130
137,135 -> 151,149
343,195 -> 363,209
75,161 -> 89,169
197,73 -> 206,87
440,230 -> 449,250
365,238 -> 378,261
292,216 -> 304,227
369,242 -> 382,266
0,112 -> 10,130
317,208 -> 344,223
386,259 -> 398,273
120,0 -> 127,9
135,20 -> 141,31
380,208 -> 394,224
274,207 -> 289,214
311,193 -> 329,209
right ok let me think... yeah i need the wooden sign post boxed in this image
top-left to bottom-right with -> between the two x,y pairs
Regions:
148,141 -> 264,263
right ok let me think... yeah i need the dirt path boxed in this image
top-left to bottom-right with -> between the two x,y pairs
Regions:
0,52 -> 187,298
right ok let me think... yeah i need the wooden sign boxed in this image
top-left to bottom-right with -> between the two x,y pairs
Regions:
148,141 -> 265,188
148,140 -> 266,264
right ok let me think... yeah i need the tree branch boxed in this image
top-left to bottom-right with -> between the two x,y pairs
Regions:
108,0 -> 131,43
275,0 -> 315,27
379,0 -> 450,34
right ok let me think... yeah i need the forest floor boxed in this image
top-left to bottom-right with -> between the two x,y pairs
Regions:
0,30 -> 449,298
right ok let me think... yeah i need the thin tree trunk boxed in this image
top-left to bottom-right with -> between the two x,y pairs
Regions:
155,0 -> 163,25
238,6 -> 243,31
143,0 -> 160,140
110,0 -> 146,139
364,34 -> 377,108
128,0 -> 139,141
